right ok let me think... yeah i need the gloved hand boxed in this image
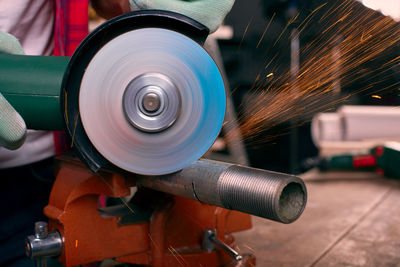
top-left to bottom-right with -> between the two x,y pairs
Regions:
0,31 -> 27,150
130,0 -> 235,32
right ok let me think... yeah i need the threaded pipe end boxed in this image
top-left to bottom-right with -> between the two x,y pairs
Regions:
218,165 -> 307,223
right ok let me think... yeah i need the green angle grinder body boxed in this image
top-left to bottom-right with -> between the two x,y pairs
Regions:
62,10 -> 226,175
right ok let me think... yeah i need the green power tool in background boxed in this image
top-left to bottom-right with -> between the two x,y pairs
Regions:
304,142 -> 400,179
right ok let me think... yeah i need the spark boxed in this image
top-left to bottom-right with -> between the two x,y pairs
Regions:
243,244 -> 256,254
257,13 -> 276,48
266,73 -> 274,78
70,114 -> 79,147
96,174 -> 135,215
273,13 -> 298,47
228,0 -> 400,145
168,246 -> 187,267
147,233 -> 162,253
238,16 -> 254,50
119,197 -> 135,214
264,53 -> 279,70
297,2 -> 328,36
75,240 -> 78,248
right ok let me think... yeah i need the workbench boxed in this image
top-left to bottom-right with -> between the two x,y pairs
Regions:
235,170 -> 400,266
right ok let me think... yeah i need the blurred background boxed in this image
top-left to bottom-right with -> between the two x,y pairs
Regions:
206,0 -> 400,174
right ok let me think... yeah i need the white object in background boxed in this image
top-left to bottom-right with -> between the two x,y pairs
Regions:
312,105 -> 400,146
311,113 -> 343,144
359,0 -> 400,21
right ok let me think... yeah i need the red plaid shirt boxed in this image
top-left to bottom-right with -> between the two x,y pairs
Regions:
53,0 -> 89,155
54,0 -> 89,57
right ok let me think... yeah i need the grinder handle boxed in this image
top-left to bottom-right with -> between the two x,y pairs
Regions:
0,53 -> 69,130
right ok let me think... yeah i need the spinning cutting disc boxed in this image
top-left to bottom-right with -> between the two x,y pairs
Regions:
79,28 -> 226,175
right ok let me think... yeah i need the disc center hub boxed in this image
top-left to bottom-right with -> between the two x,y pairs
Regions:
142,92 -> 161,113
136,85 -> 166,117
123,73 -> 181,133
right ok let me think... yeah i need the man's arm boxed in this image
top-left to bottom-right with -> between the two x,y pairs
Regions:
91,0 -> 131,20
92,0 -> 235,32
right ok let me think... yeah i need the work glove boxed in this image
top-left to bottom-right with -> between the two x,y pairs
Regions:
130,0 -> 235,33
0,31 -> 27,150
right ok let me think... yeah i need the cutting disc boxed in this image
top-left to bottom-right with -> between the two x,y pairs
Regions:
79,28 -> 226,175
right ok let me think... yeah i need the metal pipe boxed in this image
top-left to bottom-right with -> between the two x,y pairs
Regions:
137,159 -> 307,223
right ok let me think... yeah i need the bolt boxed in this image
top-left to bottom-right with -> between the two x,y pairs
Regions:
34,222 -> 48,239
142,92 -> 161,113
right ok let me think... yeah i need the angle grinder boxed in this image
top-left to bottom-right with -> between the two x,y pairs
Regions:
0,10 -> 226,175
0,11 -> 308,223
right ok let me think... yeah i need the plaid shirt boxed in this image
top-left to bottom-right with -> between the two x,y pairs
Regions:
54,0 -> 89,57
53,0 -> 89,155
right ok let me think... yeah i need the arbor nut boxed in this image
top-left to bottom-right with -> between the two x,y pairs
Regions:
142,92 -> 161,113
